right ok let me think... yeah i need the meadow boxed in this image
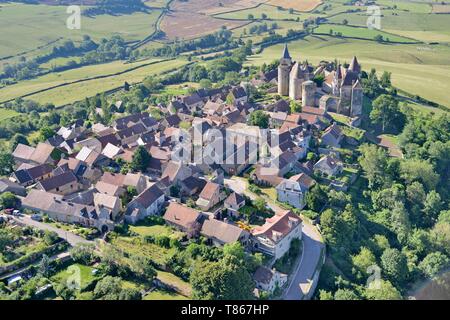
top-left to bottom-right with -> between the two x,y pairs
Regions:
0,2 -> 163,59
0,58 -> 164,103
246,35 -> 450,108
314,24 -> 417,43
25,59 -> 188,106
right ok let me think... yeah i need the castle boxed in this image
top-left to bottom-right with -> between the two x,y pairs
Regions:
277,44 -> 363,122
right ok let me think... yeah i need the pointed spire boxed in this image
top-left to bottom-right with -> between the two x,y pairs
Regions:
282,43 -> 291,60
349,56 -> 361,73
335,64 -> 342,80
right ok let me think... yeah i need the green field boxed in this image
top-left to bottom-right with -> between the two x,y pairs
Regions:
0,59 -> 187,106
0,2 -> 162,59
246,35 -> 450,108
0,109 -> 19,121
327,9 -> 450,43
314,24 -> 416,43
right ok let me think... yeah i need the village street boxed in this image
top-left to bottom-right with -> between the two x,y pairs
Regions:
224,177 -> 325,300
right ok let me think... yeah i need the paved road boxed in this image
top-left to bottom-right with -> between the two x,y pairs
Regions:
225,177 -> 325,300
10,215 -> 93,246
283,221 -> 324,300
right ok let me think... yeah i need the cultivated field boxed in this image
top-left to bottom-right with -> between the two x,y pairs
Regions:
161,11 -> 246,40
431,4 -> 450,13
246,35 -> 450,108
267,0 -> 323,12
0,2 -> 162,59
215,3 -> 303,20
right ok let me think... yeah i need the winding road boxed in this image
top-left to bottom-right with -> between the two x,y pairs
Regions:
224,177 -> 325,300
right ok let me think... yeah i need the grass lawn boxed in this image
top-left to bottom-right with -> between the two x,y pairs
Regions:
143,289 -> 189,300
246,35 -> 450,108
260,187 -> 277,202
51,263 -> 98,288
156,270 -> 192,297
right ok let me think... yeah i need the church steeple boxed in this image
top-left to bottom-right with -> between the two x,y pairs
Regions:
282,43 -> 291,60
348,56 -> 361,73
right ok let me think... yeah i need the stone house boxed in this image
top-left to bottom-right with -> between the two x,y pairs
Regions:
224,192 -> 246,217
125,184 -> 165,224
251,210 -> 302,260
200,218 -> 250,247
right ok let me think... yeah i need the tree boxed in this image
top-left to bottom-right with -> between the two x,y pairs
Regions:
400,159 -> 439,192
94,276 -> 123,299
422,191 -> 443,224
38,254 -> 51,277
43,230 -> 59,245
70,243 -> 96,264
430,221 -> 450,256
352,247 -> 377,281
381,248 -> 408,285
130,146 -> 151,172
290,100 -> 301,113
0,152 -> 15,176
0,192 -> 20,209
191,255 -> 254,300
334,288 -> 360,300
248,110 -> 269,129
39,126 -> 56,142
54,282 -> 76,300
365,279 -> 402,300
305,184 -> 328,212
199,78 -> 212,89
10,133 -> 29,151
419,252 -> 449,278
129,254 -> 157,280
0,229 -> 14,253
358,144 -> 389,189
380,71 -> 392,88
370,94 -> 404,132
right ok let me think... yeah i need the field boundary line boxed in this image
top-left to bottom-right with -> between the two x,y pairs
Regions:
0,58 -> 175,105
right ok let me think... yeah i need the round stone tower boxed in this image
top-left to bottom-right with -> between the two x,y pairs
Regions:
302,80 -> 316,107
278,44 -> 292,96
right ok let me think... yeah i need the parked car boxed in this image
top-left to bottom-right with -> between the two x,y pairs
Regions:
31,214 -> 43,222
12,210 -> 22,217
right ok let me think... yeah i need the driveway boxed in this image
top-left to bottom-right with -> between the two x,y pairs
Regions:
10,215 -> 93,246
225,177 -> 325,300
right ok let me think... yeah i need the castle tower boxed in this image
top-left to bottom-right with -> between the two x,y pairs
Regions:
278,44 -> 292,96
350,79 -> 363,117
289,62 -> 303,100
302,80 -> 316,107
332,65 -> 342,96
